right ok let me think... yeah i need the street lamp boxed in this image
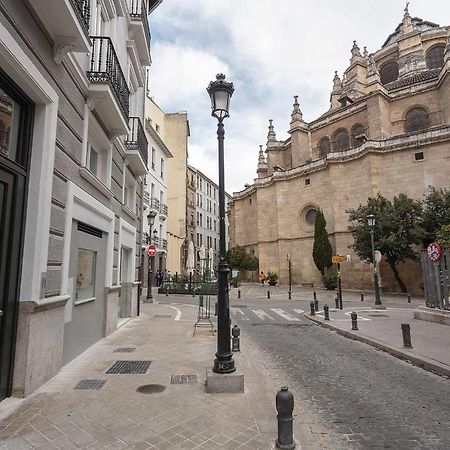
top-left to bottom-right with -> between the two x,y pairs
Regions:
146,211 -> 157,300
207,74 -> 235,374
367,214 -> 382,306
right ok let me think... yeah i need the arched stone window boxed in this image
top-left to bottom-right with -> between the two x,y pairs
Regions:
405,107 -> 430,133
332,128 -> 349,152
426,46 -> 445,69
305,208 -> 317,226
351,123 -> 365,148
380,61 -> 399,85
318,137 -> 330,158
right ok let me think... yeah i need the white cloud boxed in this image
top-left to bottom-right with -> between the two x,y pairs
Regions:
149,0 -> 450,192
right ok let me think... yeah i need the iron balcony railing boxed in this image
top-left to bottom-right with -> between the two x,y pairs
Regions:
162,238 -> 167,250
87,36 -> 130,121
151,237 -> 167,250
70,0 -> 90,36
129,0 -> 152,52
149,197 -> 159,212
125,117 -> 148,167
143,190 -> 150,204
159,203 -> 168,216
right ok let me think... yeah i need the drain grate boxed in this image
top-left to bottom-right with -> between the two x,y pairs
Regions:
114,347 -> 136,353
106,360 -> 151,374
171,375 -> 198,385
368,314 -> 390,318
252,323 -> 312,328
154,315 -> 172,318
137,384 -> 166,394
74,379 -> 106,390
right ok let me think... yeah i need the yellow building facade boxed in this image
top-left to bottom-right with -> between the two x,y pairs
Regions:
229,10 -> 450,294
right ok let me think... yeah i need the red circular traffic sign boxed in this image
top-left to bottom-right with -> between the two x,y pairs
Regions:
427,242 -> 442,262
147,245 -> 156,257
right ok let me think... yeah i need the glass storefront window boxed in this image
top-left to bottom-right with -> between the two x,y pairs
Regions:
0,88 -> 21,162
75,248 -> 97,301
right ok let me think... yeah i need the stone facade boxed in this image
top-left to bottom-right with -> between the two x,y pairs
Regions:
229,9 -> 450,294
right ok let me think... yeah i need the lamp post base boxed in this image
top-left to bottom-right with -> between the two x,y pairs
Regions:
213,352 -> 236,374
206,368 -> 244,393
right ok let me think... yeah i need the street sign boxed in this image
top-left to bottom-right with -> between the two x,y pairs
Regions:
374,250 -> 382,263
427,242 -> 442,262
147,245 -> 156,257
332,255 -> 346,263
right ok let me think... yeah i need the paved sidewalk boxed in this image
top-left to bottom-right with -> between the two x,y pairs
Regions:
0,295 -> 337,449
304,304 -> 450,378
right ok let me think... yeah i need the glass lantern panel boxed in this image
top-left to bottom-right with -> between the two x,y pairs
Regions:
213,90 -> 229,113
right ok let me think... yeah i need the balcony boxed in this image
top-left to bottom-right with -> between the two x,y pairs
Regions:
143,190 -> 150,208
29,0 -> 91,57
125,117 -> 148,175
148,197 -> 159,216
159,203 -> 168,221
128,0 -> 152,65
152,237 -> 168,252
87,37 -> 130,134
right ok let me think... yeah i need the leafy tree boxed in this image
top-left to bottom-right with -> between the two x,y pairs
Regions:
312,209 -> 333,275
243,255 -> 259,271
226,246 -> 259,271
420,187 -> 450,246
347,194 -> 422,293
436,224 -> 450,249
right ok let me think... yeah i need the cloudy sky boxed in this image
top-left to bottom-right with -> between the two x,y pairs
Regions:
147,0 -> 450,193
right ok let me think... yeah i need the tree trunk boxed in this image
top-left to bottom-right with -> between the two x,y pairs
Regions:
388,261 -> 407,293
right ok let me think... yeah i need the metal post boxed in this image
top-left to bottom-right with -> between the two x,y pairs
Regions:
238,289 -> 241,299
288,259 -> 292,301
310,301 -> 315,316
370,228 -> 382,306
401,323 -> 412,348
335,295 -> 339,309
338,263 -> 343,310
314,299 -> 319,312
351,311 -> 358,330
361,293 -> 364,302
324,304 -> 330,320
214,301 -> 218,316
407,294 -> 411,304
275,386 -> 296,449
267,290 -> 271,299
146,256 -> 153,301
213,119 -> 235,374
288,291 -> 291,300
232,325 -> 240,352
313,291 -> 317,301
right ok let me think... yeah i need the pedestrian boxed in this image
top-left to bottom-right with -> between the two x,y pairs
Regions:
258,270 -> 266,286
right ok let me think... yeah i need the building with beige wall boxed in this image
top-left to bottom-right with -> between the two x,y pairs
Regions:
229,9 -> 450,294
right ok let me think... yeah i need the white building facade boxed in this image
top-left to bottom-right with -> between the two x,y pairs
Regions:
0,0 -> 161,401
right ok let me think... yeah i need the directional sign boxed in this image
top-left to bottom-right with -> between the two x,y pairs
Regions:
332,255 -> 347,264
147,245 -> 156,257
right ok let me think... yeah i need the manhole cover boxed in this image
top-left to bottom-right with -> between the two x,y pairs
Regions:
114,347 -> 136,353
171,375 -> 198,384
154,315 -> 172,318
74,379 -> 106,390
137,384 -> 166,394
368,314 -> 389,318
106,360 -> 151,374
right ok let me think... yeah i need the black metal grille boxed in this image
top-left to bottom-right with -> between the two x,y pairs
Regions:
125,117 -> 148,166
129,0 -> 152,52
170,375 -> 198,385
69,0 -> 90,36
114,347 -> 136,353
106,360 -> 151,374
77,221 -> 103,238
75,379 -> 106,390
87,37 -> 130,121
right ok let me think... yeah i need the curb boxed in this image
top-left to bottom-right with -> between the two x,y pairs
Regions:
304,314 -> 450,378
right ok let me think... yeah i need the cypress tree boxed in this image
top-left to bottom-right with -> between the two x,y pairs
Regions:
312,209 -> 333,275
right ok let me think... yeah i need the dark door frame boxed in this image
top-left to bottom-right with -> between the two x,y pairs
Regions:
0,69 -> 34,401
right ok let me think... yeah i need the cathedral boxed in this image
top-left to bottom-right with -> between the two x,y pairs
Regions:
229,7 -> 450,294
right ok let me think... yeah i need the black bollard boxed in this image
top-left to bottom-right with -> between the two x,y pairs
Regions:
232,325 -> 240,352
214,301 -> 218,316
238,289 -> 241,299
407,294 -> 411,304
275,386 -> 296,449
314,299 -> 319,312
310,301 -> 315,316
324,304 -> 330,321
351,311 -> 358,330
335,295 -> 339,309
165,291 -> 168,297
401,323 -> 412,348
313,291 -> 317,301
288,291 -> 291,300
360,293 -> 364,302
267,290 -> 271,299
